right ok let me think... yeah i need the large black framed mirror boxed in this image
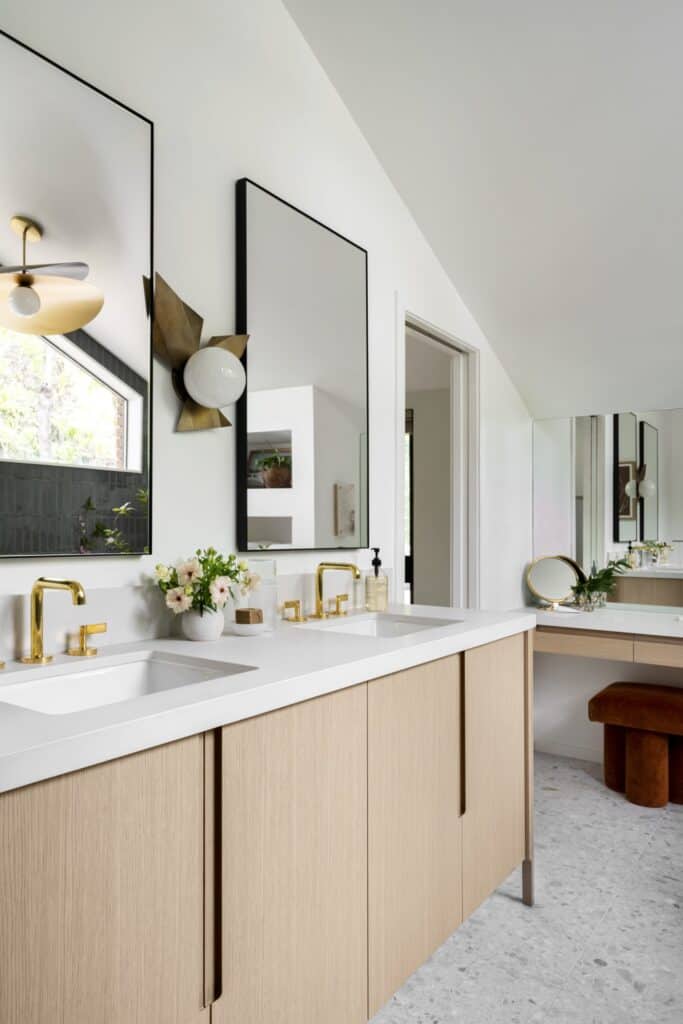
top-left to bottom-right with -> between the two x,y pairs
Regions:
235,179 -> 368,551
0,30 -> 153,557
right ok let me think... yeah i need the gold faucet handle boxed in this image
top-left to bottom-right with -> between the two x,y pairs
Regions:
329,594 -> 349,617
68,622 -> 107,657
283,600 -> 308,624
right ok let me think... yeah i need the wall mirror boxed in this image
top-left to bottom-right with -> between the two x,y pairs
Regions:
533,408 -> 683,609
613,412 -> 638,543
236,179 -> 368,551
0,31 -> 152,556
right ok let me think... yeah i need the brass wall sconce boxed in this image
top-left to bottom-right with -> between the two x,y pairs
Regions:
151,273 -> 248,432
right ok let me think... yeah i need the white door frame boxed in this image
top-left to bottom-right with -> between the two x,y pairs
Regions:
393,299 -> 480,608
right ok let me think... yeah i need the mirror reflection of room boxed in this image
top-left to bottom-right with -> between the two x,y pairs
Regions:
533,407 -> 683,608
0,31 -> 151,556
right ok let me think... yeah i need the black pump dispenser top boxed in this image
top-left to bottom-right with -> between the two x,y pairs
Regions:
371,547 -> 382,578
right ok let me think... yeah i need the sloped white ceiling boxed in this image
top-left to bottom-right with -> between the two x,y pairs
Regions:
284,0 -> 683,418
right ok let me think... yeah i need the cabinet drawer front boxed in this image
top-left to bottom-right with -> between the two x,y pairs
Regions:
368,655 -> 463,1016
634,639 -> 683,668
535,629 -> 634,662
218,685 -> 368,1024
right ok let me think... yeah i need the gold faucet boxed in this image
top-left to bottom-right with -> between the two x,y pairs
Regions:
21,577 -> 87,665
312,563 -> 361,619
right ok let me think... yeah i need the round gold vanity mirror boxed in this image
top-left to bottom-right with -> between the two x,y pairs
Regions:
525,555 -> 587,611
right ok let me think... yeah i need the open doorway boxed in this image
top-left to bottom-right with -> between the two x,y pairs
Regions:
402,323 -> 476,607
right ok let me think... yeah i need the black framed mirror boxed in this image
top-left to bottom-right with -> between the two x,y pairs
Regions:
235,179 -> 368,552
0,30 -> 153,557
613,411 -> 638,543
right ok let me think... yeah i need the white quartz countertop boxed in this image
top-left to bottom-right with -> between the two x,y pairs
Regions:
533,605 -> 683,637
0,605 -> 534,794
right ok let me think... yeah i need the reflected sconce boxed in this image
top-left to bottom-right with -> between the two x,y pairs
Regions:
150,273 -> 248,432
625,465 -> 655,500
0,216 -> 104,334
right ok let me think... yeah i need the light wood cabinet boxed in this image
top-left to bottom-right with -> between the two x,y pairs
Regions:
214,684 -> 368,1024
0,736 -> 208,1024
0,631 -> 533,1023
462,633 -> 527,917
368,655 -> 463,1016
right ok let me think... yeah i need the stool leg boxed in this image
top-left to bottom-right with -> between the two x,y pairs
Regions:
670,737 -> 683,805
604,725 -> 626,792
625,729 -> 669,807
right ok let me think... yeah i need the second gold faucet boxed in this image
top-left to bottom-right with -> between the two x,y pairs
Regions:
311,563 -> 361,620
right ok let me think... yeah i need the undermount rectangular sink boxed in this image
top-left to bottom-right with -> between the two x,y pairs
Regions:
0,650 -> 252,715
305,612 -> 457,638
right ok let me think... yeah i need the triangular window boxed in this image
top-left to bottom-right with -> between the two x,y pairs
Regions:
0,326 -> 133,471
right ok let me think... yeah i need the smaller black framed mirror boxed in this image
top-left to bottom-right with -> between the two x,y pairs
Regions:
639,420 -> 659,541
235,179 -> 369,552
613,412 -> 638,543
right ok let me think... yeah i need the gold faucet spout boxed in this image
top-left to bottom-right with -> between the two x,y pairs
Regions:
313,562 -> 361,619
21,577 -> 87,665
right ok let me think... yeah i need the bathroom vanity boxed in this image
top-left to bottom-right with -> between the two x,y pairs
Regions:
0,607 -> 534,1024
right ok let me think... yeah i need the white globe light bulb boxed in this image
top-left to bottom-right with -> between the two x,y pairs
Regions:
8,282 -> 41,317
183,347 -> 246,408
624,480 -> 638,499
640,479 -> 656,499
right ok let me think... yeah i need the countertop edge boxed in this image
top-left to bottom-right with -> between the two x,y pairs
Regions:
0,611 -> 534,794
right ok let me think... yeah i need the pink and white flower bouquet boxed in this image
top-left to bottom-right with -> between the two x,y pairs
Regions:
154,547 -> 253,618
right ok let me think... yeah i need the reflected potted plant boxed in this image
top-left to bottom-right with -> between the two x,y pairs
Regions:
153,547 -> 253,641
571,558 -> 629,611
641,540 -> 674,566
260,451 -> 292,489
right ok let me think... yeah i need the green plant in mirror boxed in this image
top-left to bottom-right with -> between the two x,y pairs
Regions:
571,558 -> 630,610
78,488 -> 149,555
259,451 -> 291,470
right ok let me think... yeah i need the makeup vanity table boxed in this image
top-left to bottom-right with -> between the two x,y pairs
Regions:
535,605 -> 683,668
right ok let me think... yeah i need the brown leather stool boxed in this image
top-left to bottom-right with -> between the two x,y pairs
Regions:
588,682 -> 683,807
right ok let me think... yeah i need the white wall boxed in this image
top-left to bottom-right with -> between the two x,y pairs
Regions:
0,0 -> 532,630
532,418 -> 574,559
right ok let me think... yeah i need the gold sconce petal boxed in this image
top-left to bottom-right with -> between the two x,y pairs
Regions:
208,333 -> 249,359
177,401 -> 231,433
151,272 -> 203,367
0,273 -> 104,334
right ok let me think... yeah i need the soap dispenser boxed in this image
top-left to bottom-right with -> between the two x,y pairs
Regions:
365,547 -> 388,612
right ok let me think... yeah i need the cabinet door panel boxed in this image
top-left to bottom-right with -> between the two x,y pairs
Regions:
463,633 -> 526,918
368,655 -> 462,1016
215,685 -> 368,1024
0,737 -> 207,1024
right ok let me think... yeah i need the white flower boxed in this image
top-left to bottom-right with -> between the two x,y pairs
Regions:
238,560 -> 249,572
210,576 -> 232,608
165,586 -> 192,614
155,563 -> 171,582
177,558 -> 203,585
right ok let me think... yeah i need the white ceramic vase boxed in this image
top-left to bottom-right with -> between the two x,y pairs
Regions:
181,608 -> 225,642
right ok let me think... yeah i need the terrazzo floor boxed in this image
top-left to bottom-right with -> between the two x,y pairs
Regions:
371,752 -> 683,1024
